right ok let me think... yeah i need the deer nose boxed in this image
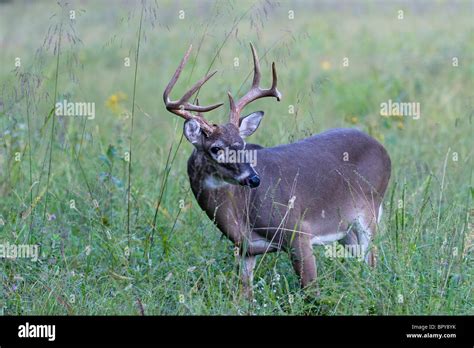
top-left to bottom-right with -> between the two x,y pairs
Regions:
247,174 -> 260,188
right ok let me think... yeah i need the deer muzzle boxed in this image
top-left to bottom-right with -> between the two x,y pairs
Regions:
242,174 -> 260,188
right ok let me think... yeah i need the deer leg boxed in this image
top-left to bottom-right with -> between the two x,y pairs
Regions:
237,254 -> 256,300
288,236 -> 318,291
340,218 -> 376,266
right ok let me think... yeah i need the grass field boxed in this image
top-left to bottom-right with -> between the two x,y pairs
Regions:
0,0 -> 472,315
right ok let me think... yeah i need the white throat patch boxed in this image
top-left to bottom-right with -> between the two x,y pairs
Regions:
204,175 -> 229,189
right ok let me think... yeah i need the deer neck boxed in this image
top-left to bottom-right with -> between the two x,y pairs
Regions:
188,150 -> 228,191
187,150 -> 247,228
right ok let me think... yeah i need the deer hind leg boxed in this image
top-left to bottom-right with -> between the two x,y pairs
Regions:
340,214 -> 377,266
288,235 -> 318,291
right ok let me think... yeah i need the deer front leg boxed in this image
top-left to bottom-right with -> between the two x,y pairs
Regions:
237,254 -> 256,300
289,236 -> 319,293
235,235 -> 278,300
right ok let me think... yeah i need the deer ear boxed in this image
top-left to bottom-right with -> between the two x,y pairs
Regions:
184,119 -> 203,146
239,111 -> 264,138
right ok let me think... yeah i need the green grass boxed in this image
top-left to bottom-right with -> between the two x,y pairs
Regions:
0,0 -> 472,315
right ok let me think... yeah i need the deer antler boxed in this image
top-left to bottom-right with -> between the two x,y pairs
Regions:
228,43 -> 282,126
163,45 -> 223,135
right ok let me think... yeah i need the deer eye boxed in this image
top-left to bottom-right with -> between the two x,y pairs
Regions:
210,146 -> 221,155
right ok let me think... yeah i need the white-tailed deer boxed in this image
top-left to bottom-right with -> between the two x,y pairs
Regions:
163,43 -> 391,298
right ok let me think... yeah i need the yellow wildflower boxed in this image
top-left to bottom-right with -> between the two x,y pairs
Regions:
106,92 -> 127,114
321,60 -> 331,71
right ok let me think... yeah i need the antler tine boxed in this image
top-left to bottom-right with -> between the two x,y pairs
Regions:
163,45 -> 223,135
227,91 -> 236,116
195,98 -> 203,119
249,42 -> 261,88
163,45 -> 192,105
271,62 -> 281,100
228,42 -> 282,126
178,70 -> 223,111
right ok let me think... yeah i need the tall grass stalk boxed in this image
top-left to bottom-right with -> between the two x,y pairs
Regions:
126,4 -> 145,250
25,81 -> 33,241
43,22 -> 62,224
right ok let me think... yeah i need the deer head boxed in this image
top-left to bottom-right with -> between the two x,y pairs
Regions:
163,43 -> 281,188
